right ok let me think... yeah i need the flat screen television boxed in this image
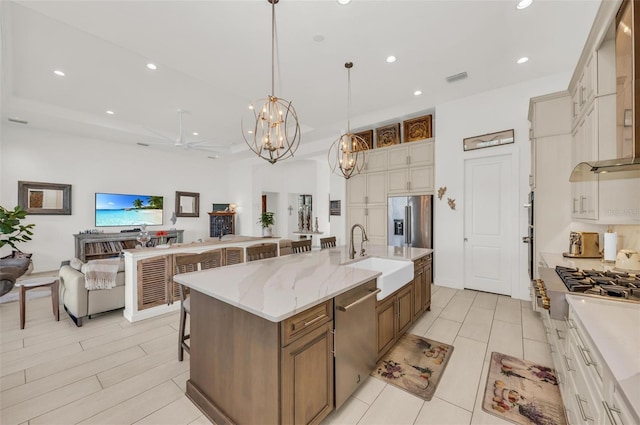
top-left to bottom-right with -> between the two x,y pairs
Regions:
95,193 -> 163,227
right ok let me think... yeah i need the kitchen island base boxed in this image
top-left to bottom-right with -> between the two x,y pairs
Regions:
186,289 -> 334,425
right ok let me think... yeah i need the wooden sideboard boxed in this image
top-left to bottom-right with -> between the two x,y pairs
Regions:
74,230 -> 184,262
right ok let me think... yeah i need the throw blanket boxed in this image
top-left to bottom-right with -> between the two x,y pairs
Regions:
83,258 -> 120,290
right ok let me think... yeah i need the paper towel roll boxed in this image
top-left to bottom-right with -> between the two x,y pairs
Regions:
604,232 -> 618,262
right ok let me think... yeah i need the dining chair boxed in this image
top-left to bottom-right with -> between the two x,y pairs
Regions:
320,236 -> 337,249
246,243 -> 278,262
173,249 -> 223,361
291,239 -> 312,254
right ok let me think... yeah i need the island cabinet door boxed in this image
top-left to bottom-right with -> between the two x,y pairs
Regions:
397,284 -> 413,335
413,266 -> 425,321
137,255 -> 172,310
281,322 -> 334,425
376,295 -> 397,360
424,256 -> 432,311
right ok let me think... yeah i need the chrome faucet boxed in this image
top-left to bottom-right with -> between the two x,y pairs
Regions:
349,224 -> 369,259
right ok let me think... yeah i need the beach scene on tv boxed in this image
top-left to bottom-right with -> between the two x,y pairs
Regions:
95,193 -> 163,226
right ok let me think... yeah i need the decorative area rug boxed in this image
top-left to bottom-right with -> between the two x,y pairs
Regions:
372,334 -> 454,401
483,352 -> 566,425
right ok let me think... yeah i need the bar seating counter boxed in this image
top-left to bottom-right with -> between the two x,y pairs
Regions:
174,245 -> 432,425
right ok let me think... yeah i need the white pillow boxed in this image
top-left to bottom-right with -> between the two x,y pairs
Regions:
70,257 -> 85,271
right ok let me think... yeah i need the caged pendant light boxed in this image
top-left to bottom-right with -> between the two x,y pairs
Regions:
328,62 -> 369,179
242,0 -> 300,164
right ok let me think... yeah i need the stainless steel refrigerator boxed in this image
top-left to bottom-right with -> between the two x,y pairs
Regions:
387,196 -> 433,248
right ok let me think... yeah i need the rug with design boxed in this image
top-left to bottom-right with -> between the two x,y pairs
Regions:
483,352 -> 566,425
371,334 -> 454,401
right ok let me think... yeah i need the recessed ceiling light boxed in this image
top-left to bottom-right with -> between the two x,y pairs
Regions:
386,56 -> 397,63
53,70 -> 65,77
247,130 -> 253,134
146,63 -> 157,70
192,132 -> 199,136
106,110 -> 115,115
517,57 -> 529,64
516,0 -> 533,10
414,90 -> 422,96
248,105 -> 254,110
337,0 -> 351,5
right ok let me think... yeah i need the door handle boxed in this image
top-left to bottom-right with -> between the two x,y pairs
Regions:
336,288 -> 381,311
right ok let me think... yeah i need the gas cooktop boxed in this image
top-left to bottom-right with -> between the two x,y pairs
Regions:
555,266 -> 640,302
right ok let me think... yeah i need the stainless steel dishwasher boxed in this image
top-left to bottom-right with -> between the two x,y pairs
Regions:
334,280 -> 380,409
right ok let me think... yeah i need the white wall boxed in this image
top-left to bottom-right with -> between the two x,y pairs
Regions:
434,73 -> 570,300
1,124 -> 230,271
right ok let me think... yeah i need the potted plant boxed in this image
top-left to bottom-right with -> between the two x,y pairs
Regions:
258,212 -> 275,237
0,205 -> 36,296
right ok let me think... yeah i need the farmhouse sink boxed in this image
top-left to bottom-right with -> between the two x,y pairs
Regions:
345,257 -> 414,300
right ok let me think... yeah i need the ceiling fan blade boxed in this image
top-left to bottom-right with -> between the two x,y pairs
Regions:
143,127 -> 174,142
187,138 -> 229,146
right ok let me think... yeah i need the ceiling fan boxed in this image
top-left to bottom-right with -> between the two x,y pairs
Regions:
142,109 -> 229,153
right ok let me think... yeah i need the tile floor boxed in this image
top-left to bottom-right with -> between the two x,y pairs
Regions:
0,284 -> 552,425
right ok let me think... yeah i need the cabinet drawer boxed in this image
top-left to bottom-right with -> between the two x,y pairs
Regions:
568,312 -> 604,387
282,300 -> 333,346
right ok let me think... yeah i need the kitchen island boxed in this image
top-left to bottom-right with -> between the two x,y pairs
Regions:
174,245 -> 432,425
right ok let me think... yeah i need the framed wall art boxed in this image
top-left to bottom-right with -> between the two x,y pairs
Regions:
354,130 -> 373,151
375,123 -> 400,148
18,181 -> 72,215
463,129 -> 514,151
329,200 -> 341,216
403,115 -> 432,142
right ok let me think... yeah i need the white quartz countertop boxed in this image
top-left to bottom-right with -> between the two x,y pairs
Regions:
174,245 -> 432,322
566,295 -> 640,420
540,252 -> 616,272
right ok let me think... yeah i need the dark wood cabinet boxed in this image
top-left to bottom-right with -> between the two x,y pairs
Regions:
375,295 -> 397,359
412,254 -> 432,319
281,322 -> 334,425
208,212 -> 235,238
397,285 -> 413,335
376,253 -> 432,360
375,282 -> 414,360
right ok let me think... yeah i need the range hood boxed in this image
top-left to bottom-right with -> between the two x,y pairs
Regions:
570,0 -> 640,182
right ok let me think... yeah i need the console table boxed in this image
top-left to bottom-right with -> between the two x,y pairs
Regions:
74,230 -> 184,262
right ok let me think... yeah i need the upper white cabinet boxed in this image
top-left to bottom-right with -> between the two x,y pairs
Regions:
387,139 -> 434,170
346,138 -> 435,244
570,40 -> 616,129
364,149 -> 388,173
346,171 -> 386,206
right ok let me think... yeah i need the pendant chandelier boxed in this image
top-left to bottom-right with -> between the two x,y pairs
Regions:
242,0 -> 300,164
328,62 -> 369,179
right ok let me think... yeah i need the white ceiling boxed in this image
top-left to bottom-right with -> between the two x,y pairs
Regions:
1,0 -> 601,161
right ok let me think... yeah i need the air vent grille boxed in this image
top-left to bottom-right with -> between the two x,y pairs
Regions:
8,118 -> 28,125
446,72 -> 468,83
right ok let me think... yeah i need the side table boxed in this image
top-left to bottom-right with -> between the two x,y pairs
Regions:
15,277 -> 60,329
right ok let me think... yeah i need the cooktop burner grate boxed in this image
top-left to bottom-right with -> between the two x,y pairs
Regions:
555,266 -> 640,301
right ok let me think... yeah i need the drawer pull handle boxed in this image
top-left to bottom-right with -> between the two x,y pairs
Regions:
603,401 -> 621,425
303,315 -> 325,327
556,329 -> 564,340
578,345 -> 596,367
575,394 -> 593,422
336,288 -> 381,312
563,355 -> 575,372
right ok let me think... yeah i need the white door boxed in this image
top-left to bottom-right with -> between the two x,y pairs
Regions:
464,154 -> 515,295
